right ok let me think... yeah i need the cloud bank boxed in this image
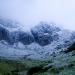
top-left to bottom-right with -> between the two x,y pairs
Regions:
0,0 -> 75,30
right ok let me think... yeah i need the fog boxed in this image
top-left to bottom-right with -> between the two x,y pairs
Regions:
0,0 -> 75,30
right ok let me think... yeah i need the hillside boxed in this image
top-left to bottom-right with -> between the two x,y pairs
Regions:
0,19 -> 75,75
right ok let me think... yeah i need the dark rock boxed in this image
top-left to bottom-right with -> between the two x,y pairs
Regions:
27,66 -> 43,75
0,24 -> 34,45
7,31 -> 19,45
64,42 -> 75,53
71,32 -> 75,40
0,25 -> 9,41
18,31 -> 34,45
31,22 -> 54,46
27,64 -> 53,75
7,31 -> 34,45
31,22 -> 60,46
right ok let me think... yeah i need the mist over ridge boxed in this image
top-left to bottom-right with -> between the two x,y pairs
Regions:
0,0 -> 75,31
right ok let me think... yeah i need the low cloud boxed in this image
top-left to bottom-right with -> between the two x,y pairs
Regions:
0,0 -> 75,30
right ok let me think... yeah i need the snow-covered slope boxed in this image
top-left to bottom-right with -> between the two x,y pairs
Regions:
0,21 -> 74,60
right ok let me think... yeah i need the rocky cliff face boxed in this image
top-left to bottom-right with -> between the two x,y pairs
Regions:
0,21 -> 61,47
31,22 -> 60,46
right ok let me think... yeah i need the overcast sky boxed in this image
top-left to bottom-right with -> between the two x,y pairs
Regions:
0,0 -> 75,30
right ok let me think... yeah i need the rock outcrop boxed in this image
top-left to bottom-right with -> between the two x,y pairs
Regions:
31,22 -> 60,46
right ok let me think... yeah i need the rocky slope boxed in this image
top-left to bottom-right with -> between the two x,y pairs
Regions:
0,20 -> 74,60
0,19 -> 75,75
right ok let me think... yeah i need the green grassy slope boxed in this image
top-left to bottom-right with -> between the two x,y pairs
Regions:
0,58 -> 52,75
0,52 -> 75,75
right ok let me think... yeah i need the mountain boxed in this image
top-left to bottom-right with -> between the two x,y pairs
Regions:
0,20 -> 75,75
0,18 -> 34,45
0,20 -> 74,60
0,19 -> 75,75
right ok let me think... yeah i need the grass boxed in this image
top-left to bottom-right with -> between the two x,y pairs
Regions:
0,58 -> 52,75
32,53 -> 75,75
0,58 -> 24,75
0,51 -> 75,75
